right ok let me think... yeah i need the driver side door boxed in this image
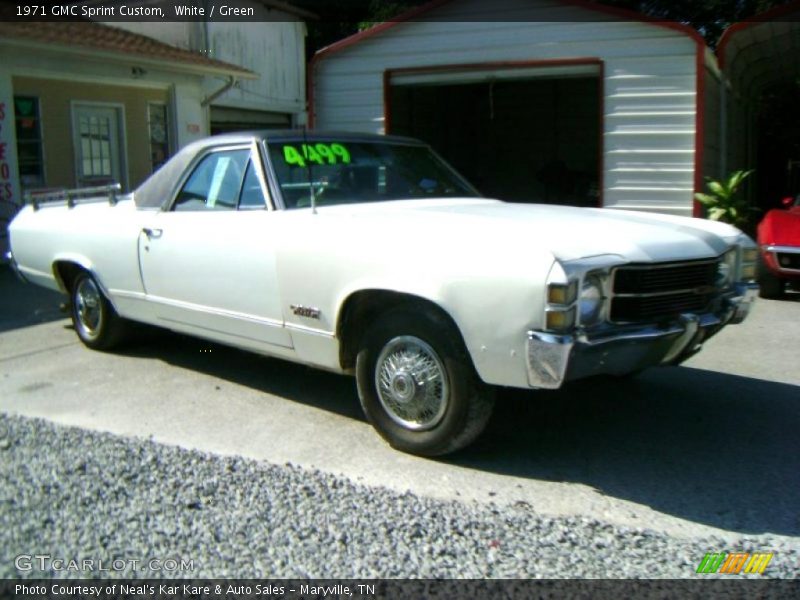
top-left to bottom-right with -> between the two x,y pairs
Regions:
137,143 -> 292,350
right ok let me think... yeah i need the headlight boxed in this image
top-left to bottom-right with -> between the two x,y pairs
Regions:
716,250 -> 736,287
740,246 -> 758,281
578,274 -> 604,325
548,280 -> 578,305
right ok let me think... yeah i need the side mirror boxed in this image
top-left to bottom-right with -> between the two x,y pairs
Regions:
781,196 -> 794,207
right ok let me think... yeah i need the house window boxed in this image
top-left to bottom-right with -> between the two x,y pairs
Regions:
14,96 -> 45,188
72,103 -> 124,188
148,102 -> 169,172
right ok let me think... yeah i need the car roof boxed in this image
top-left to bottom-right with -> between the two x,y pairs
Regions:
134,130 -> 427,209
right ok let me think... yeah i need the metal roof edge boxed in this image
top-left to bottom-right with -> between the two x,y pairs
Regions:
311,0 -> 708,66
717,0 -> 800,69
0,35 -> 257,80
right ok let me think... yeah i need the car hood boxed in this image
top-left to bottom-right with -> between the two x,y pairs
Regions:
323,198 -> 740,263
758,208 -> 800,247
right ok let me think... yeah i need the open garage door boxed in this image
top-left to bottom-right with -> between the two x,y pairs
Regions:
386,61 -> 602,206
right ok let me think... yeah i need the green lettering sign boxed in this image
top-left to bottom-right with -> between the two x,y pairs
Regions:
282,143 -> 351,168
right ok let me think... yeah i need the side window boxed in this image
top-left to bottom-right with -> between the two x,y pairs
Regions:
238,160 -> 267,209
173,149 -> 249,211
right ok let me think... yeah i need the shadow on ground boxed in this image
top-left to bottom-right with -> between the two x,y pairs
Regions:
114,328 -> 800,538
0,266 -> 65,333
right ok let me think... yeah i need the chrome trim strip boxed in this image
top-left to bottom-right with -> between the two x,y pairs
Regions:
145,294 -> 285,328
765,245 -> 800,254
157,316 -> 292,347
109,289 -> 147,301
613,286 -> 717,299
285,322 -> 335,338
612,257 -> 720,271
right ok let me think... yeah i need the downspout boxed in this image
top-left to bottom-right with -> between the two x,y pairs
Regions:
720,81 -> 728,177
201,76 -> 237,107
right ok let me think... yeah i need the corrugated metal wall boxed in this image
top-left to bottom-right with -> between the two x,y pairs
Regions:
313,0 -> 701,216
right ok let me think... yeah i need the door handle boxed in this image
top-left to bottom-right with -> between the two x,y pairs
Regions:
142,227 -> 163,238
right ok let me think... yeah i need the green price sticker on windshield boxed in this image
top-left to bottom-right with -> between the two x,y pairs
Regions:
283,143 -> 351,168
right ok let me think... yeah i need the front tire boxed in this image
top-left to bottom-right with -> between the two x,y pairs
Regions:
70,272 -> 127,350
355,308 -> 494,456
758,255 -> 784,299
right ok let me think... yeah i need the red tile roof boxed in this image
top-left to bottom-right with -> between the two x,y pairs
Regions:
0,21 -> 256,77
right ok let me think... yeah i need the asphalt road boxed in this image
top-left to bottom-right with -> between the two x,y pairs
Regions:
1,266 -> 799,543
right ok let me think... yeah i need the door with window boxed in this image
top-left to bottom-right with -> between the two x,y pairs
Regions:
72,104 -> 124,188
137,145 -> 292,349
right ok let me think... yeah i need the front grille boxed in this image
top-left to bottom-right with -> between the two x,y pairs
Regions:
614,261 -> 718,293
610,258 -> 720,323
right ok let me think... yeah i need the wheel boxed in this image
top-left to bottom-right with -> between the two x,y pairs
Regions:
355,307 -> 495,456
70,272 -> 127,350
758,255 -> 784,299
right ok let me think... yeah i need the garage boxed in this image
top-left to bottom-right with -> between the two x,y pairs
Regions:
717,6 -> 800,214
311,0 -> 708,216
386,61 -> 601,205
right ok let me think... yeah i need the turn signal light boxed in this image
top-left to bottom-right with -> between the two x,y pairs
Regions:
546,308 -> 576,332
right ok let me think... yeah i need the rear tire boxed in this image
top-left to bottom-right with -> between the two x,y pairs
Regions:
355,307 -> 494,456
70,272 -> 127,350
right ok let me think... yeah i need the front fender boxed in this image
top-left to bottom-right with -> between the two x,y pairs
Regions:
331,259 -> 555,389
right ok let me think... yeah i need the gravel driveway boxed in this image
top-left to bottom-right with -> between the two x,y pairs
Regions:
1,414 -> 797,579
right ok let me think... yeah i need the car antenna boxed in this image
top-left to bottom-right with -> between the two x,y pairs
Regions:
303,126 -> 317,215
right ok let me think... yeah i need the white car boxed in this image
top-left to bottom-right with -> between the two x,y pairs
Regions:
7,131 -> 759,455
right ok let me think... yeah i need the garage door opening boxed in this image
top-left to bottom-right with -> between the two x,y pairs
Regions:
387,62 -> 602,206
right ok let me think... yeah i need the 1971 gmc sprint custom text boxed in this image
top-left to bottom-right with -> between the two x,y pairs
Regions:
7,131 -> 759,455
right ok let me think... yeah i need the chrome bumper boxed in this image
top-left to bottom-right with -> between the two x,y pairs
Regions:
525,282 -> 759,389
4,250 -> 28,283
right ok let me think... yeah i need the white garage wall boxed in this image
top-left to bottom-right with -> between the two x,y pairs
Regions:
312,0 -> 701,216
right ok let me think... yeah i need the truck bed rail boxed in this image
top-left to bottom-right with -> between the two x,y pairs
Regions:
25,183 -> 123,211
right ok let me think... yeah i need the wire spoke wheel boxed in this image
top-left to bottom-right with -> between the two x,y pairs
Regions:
356,307 -> 495,456
375,336 -> 449,431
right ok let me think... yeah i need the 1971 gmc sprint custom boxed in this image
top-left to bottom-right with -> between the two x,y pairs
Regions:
7,131 -> 759,455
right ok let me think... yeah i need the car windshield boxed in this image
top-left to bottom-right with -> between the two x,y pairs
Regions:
266,139 -> 480,209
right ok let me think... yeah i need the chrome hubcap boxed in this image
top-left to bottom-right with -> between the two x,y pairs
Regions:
375,336 -> 449,431
75,278 -> 102,338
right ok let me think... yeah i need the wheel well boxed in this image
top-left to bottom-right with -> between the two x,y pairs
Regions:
337,290 -> 463,370
53,261 -> 86,294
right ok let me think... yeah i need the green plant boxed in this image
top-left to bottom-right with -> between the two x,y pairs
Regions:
694,169 -> 756,229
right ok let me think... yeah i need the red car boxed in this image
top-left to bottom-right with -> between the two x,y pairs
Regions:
758,195 -> 800,297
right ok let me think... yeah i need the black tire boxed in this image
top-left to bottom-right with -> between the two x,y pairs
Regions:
70,271 -> 127,350
355,307 -> 495,456
758,255 -> 784,299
